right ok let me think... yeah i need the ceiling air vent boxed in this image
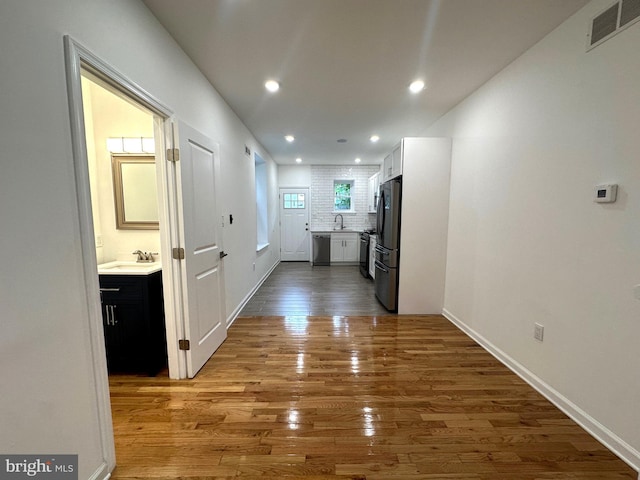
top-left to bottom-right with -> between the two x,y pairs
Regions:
620,0 -> 640,27
588,0 -> 640,50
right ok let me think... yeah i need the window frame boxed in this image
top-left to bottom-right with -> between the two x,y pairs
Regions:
333,179 -> 355,213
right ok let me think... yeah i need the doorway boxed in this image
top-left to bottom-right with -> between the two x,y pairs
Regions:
81,72 -> 168,376
66,36 -> 229,475
280,187 -> 310,261
71,56 -> 228,381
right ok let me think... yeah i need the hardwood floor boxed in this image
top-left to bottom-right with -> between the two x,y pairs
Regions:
239,262 -> 389,316
109,311 -> 636,478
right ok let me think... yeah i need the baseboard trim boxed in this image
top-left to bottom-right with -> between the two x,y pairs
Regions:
442,308 -> 640,473
87,461 -> 110,480
226,260 -> 280,328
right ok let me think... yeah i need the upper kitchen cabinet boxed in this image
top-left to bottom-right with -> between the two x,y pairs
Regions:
382,141 -> 404,182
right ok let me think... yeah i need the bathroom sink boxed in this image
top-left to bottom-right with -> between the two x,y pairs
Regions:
98,261 -> 162,275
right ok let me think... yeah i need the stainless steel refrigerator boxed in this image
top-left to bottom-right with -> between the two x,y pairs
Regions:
374,177 -> 401,311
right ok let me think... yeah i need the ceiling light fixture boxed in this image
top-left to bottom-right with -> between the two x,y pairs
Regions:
370,135 -> 379,143
295,157 -> 302,163
409,79 -> 425,94
355,158 -> 361,164
285,135 -> 295,143
265,80 -> 280,92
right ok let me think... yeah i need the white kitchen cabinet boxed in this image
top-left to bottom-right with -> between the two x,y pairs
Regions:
382,141 -> 403,182
369,235 -> 377,279
330,232 -> 358,263
367,172 -> 380,213
382,153 -> 392,183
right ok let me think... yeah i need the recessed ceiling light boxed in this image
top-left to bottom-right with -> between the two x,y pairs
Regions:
409,80 -> 425,93
295,157 -> 302,163
370,135 -> 380,143
355,158 -> 361,164
285,135 -> 295,143
265,80 -> 280,92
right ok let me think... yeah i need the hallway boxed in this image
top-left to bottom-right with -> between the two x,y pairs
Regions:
240,262 -> 389,316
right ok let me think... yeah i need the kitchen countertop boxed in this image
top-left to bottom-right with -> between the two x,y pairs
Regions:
310,229 -> 361,234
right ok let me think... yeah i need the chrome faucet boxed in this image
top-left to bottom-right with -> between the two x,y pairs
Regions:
132,250 -> 158,262
334,213 -> 344,230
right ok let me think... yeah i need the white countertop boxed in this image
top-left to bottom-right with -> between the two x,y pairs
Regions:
98,261 -> 162,275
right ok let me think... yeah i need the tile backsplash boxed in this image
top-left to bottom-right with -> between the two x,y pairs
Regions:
310,165 -> 380,231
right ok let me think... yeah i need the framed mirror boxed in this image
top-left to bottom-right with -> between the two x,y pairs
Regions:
111,155 -> 159,230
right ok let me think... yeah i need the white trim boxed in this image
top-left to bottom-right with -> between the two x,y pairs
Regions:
87,462 -> 110,480
256,243 -> 270,253
157,119 -> 187,379
63,35 -> 116,475
226,260 -> 280,328
442,308 -> 640,473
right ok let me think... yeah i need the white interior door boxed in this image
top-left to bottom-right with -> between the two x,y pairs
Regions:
280,188 -> 310,261
175,121 -> 227,377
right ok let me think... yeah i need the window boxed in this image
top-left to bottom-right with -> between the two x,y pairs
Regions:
334,180 -> 354,212
283,193 -> 305,209
255,153 -> 268,251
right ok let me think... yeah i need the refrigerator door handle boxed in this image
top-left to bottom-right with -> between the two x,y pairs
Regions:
375,259 -> 389,273
376,189 -> 385,235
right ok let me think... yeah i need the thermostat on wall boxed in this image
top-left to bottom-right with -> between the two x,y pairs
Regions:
594,184 -> 617,203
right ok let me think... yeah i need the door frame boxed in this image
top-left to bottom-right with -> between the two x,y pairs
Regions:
64,35 -> 189,472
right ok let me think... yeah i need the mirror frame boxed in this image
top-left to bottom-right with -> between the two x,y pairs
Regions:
111,154 -> 159,230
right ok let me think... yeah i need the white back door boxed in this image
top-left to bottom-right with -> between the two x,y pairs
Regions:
280,188 -> 310,261
175,122 -> 227,377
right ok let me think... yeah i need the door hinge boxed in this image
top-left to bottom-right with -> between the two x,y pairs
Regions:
178,339 -> 190,351
167,148 -> 180,162
172,247 -> 185,260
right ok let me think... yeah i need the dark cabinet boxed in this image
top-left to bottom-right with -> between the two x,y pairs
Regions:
99,271 -> 166,376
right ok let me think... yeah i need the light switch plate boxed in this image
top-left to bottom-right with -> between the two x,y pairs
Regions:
534,323 -> 544,342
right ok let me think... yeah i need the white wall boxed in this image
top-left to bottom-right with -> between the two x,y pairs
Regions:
279,164 -> 311,187
0,0 -> 279,478
427,0 -> 640,468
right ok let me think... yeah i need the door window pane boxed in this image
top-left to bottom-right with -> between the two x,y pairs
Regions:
283,193 -> 305,209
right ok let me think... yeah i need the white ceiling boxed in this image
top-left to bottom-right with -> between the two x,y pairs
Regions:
143,0 -> 588,165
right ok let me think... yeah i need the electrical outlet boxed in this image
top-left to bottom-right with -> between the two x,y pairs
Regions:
252,262 -> 256,271
534,323 -> 544,342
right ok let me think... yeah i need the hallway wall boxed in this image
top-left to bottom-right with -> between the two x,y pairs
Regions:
0,0 -> 279,477
427,0 -> 640,467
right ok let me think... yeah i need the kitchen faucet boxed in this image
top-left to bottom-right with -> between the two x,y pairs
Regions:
334,213 -> 344,230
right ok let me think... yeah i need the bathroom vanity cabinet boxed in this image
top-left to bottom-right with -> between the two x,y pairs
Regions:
99,270 -> 166,376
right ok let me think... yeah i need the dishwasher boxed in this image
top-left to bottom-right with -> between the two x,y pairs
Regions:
312,234 -> 331,266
